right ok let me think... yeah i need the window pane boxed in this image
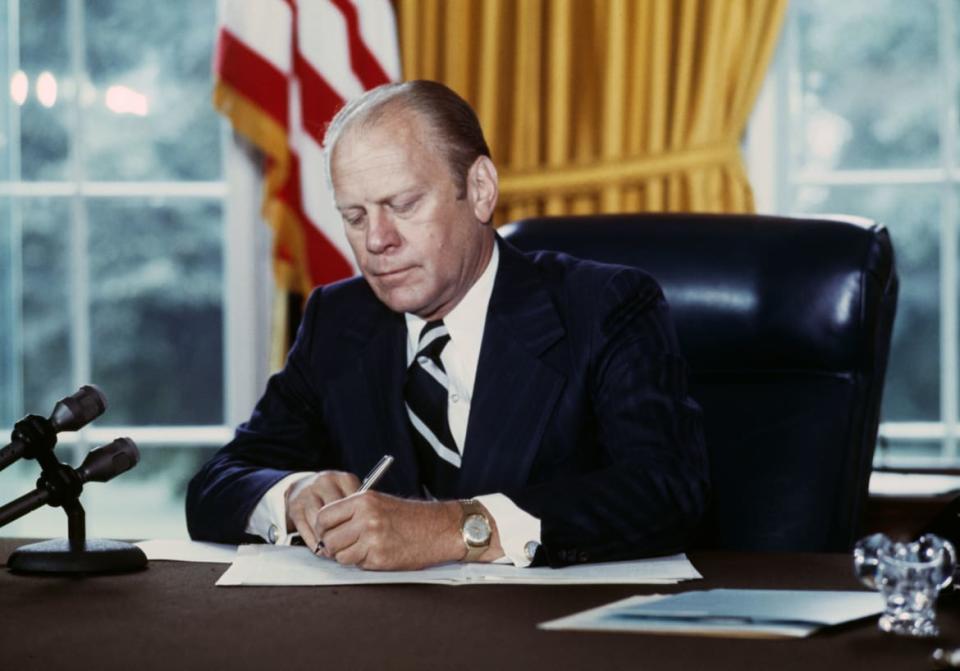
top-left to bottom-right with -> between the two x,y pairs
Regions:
20,197 -> 72,416
82,0 -> 221,180
794,0 -> 940,171
0,198 -> 17,425
2,445 -> 219,539
794,185 -> 940,421
88,199 -> 223,425
0,197 -> 73,425
18,0 -> 71,180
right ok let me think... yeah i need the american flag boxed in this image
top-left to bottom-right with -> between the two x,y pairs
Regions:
213,0 -> 401,295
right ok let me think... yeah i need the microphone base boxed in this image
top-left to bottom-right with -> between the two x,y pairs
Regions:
7,538 -> 147,575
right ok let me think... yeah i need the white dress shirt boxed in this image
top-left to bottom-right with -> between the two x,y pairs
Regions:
247,243 -> 541,566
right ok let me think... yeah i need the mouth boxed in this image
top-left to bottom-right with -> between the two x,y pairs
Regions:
371,267 -> 415,281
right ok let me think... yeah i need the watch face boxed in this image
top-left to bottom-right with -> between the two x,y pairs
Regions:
463,513 -> 491,545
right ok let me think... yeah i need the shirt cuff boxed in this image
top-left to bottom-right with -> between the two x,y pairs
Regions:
475,493 -> 541,567
245,471 -> 315,545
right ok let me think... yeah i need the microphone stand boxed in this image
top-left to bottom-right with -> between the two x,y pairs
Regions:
1,442 -> 147,575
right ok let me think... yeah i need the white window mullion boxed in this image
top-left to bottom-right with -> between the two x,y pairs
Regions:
5,0 -> 21,181
223,129 -> 271,428
67,0 -> 89,460
776,1 -> 797,216
794,169 -> 947,186
745,35 -> 789,213
940,191 -> 958,461
55,425 -> 234,447
938,0 -> 959,460
0,182 -> 228,198
7,0 -> 24,422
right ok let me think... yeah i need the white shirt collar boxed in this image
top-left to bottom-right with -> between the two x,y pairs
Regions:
404,240 -> 500,366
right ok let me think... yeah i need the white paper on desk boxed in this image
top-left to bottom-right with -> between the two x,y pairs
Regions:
216,544 -> 465,586
136,539 -> 238,564
215,545 -> 701,587
539,589 -> 884,639
869,471 -> 960,497
462,554 -> 701,585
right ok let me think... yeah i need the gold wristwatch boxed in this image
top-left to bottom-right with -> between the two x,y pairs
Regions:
459,499 -> 492,562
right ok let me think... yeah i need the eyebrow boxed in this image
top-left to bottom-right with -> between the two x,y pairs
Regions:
336,189 -> 421,213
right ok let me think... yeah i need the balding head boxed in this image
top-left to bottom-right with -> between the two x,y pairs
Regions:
324,80 -> 491,199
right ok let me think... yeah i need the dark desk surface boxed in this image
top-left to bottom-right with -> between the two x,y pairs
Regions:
2,539 -> 959,671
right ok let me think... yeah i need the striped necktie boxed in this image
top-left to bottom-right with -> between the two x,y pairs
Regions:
404,320 -> 461,498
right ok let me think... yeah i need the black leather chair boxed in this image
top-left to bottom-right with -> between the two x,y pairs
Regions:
502,213 -> 898,552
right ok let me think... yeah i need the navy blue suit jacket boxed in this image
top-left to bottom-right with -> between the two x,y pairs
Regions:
186,237 -> 709,566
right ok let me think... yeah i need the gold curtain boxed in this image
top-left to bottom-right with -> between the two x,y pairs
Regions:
394,0 -> 787,222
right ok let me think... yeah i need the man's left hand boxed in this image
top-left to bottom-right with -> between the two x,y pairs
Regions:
312,493 -> 500,570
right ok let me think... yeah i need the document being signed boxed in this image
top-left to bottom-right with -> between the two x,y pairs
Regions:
214,544 -> 702,587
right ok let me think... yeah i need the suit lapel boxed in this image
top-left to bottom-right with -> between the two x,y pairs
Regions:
334,300 -> 420,496
459,238 -> 567,496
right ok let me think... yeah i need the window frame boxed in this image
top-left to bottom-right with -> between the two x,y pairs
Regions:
746,0 -> 960,467
1,0 -> 270,461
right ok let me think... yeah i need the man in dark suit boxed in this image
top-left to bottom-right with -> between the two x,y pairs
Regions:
187,80 -> 708,569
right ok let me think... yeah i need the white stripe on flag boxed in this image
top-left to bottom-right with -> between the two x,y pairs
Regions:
406,405 -> 462,468
222,0 -> 293,74
298,1 -> 365,102
296,132 -> 357,269
350,0 -> 402,80
218,0 -> 399,291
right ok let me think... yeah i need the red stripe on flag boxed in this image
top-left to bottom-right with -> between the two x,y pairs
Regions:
214,28 -> 289,127
280,152 -> 355,285
303,215 -> 355,285
295,53 -> 346,146
329,0 -> 392,90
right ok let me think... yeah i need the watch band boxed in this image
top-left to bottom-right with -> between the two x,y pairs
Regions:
459,499 -> 491,562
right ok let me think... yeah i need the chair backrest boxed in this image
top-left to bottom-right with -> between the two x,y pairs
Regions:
502,213 -> 898,552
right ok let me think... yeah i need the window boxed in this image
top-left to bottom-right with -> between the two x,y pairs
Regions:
0,0 -> 266,538
748,0 -> 960,466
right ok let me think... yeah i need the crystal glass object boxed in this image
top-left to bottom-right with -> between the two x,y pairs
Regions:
854,533 -> 956,636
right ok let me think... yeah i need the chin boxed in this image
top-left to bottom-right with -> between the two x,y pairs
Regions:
376,288 -> 426,316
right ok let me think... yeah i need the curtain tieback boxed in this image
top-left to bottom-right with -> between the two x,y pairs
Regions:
498,139 -> 742,199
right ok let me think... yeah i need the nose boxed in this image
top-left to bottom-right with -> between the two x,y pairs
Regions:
365,207 -> 401,254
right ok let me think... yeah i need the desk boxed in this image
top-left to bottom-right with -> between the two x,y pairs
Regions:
1,539 -> 957,671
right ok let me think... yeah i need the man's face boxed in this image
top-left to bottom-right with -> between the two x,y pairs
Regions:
331,110 -> 494,321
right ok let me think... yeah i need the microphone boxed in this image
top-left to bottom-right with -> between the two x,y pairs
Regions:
0,438 -> 139,528
75,437 -> 140,482
49,384 -> 108,432
0,385 -> 108,472
2,434 -> 147,575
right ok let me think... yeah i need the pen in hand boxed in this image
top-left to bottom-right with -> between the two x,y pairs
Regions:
356,454 -> 395,494
313,454 -> 395,555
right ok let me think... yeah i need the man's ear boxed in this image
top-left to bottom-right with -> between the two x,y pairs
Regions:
467,155 -> 499,224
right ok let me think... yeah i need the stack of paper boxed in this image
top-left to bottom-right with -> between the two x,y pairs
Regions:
136,539 -> 238,563
539,589 -> 885,638
214,544 -> 702,587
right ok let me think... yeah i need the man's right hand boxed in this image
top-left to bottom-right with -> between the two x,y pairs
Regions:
285,470 -> 361,549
